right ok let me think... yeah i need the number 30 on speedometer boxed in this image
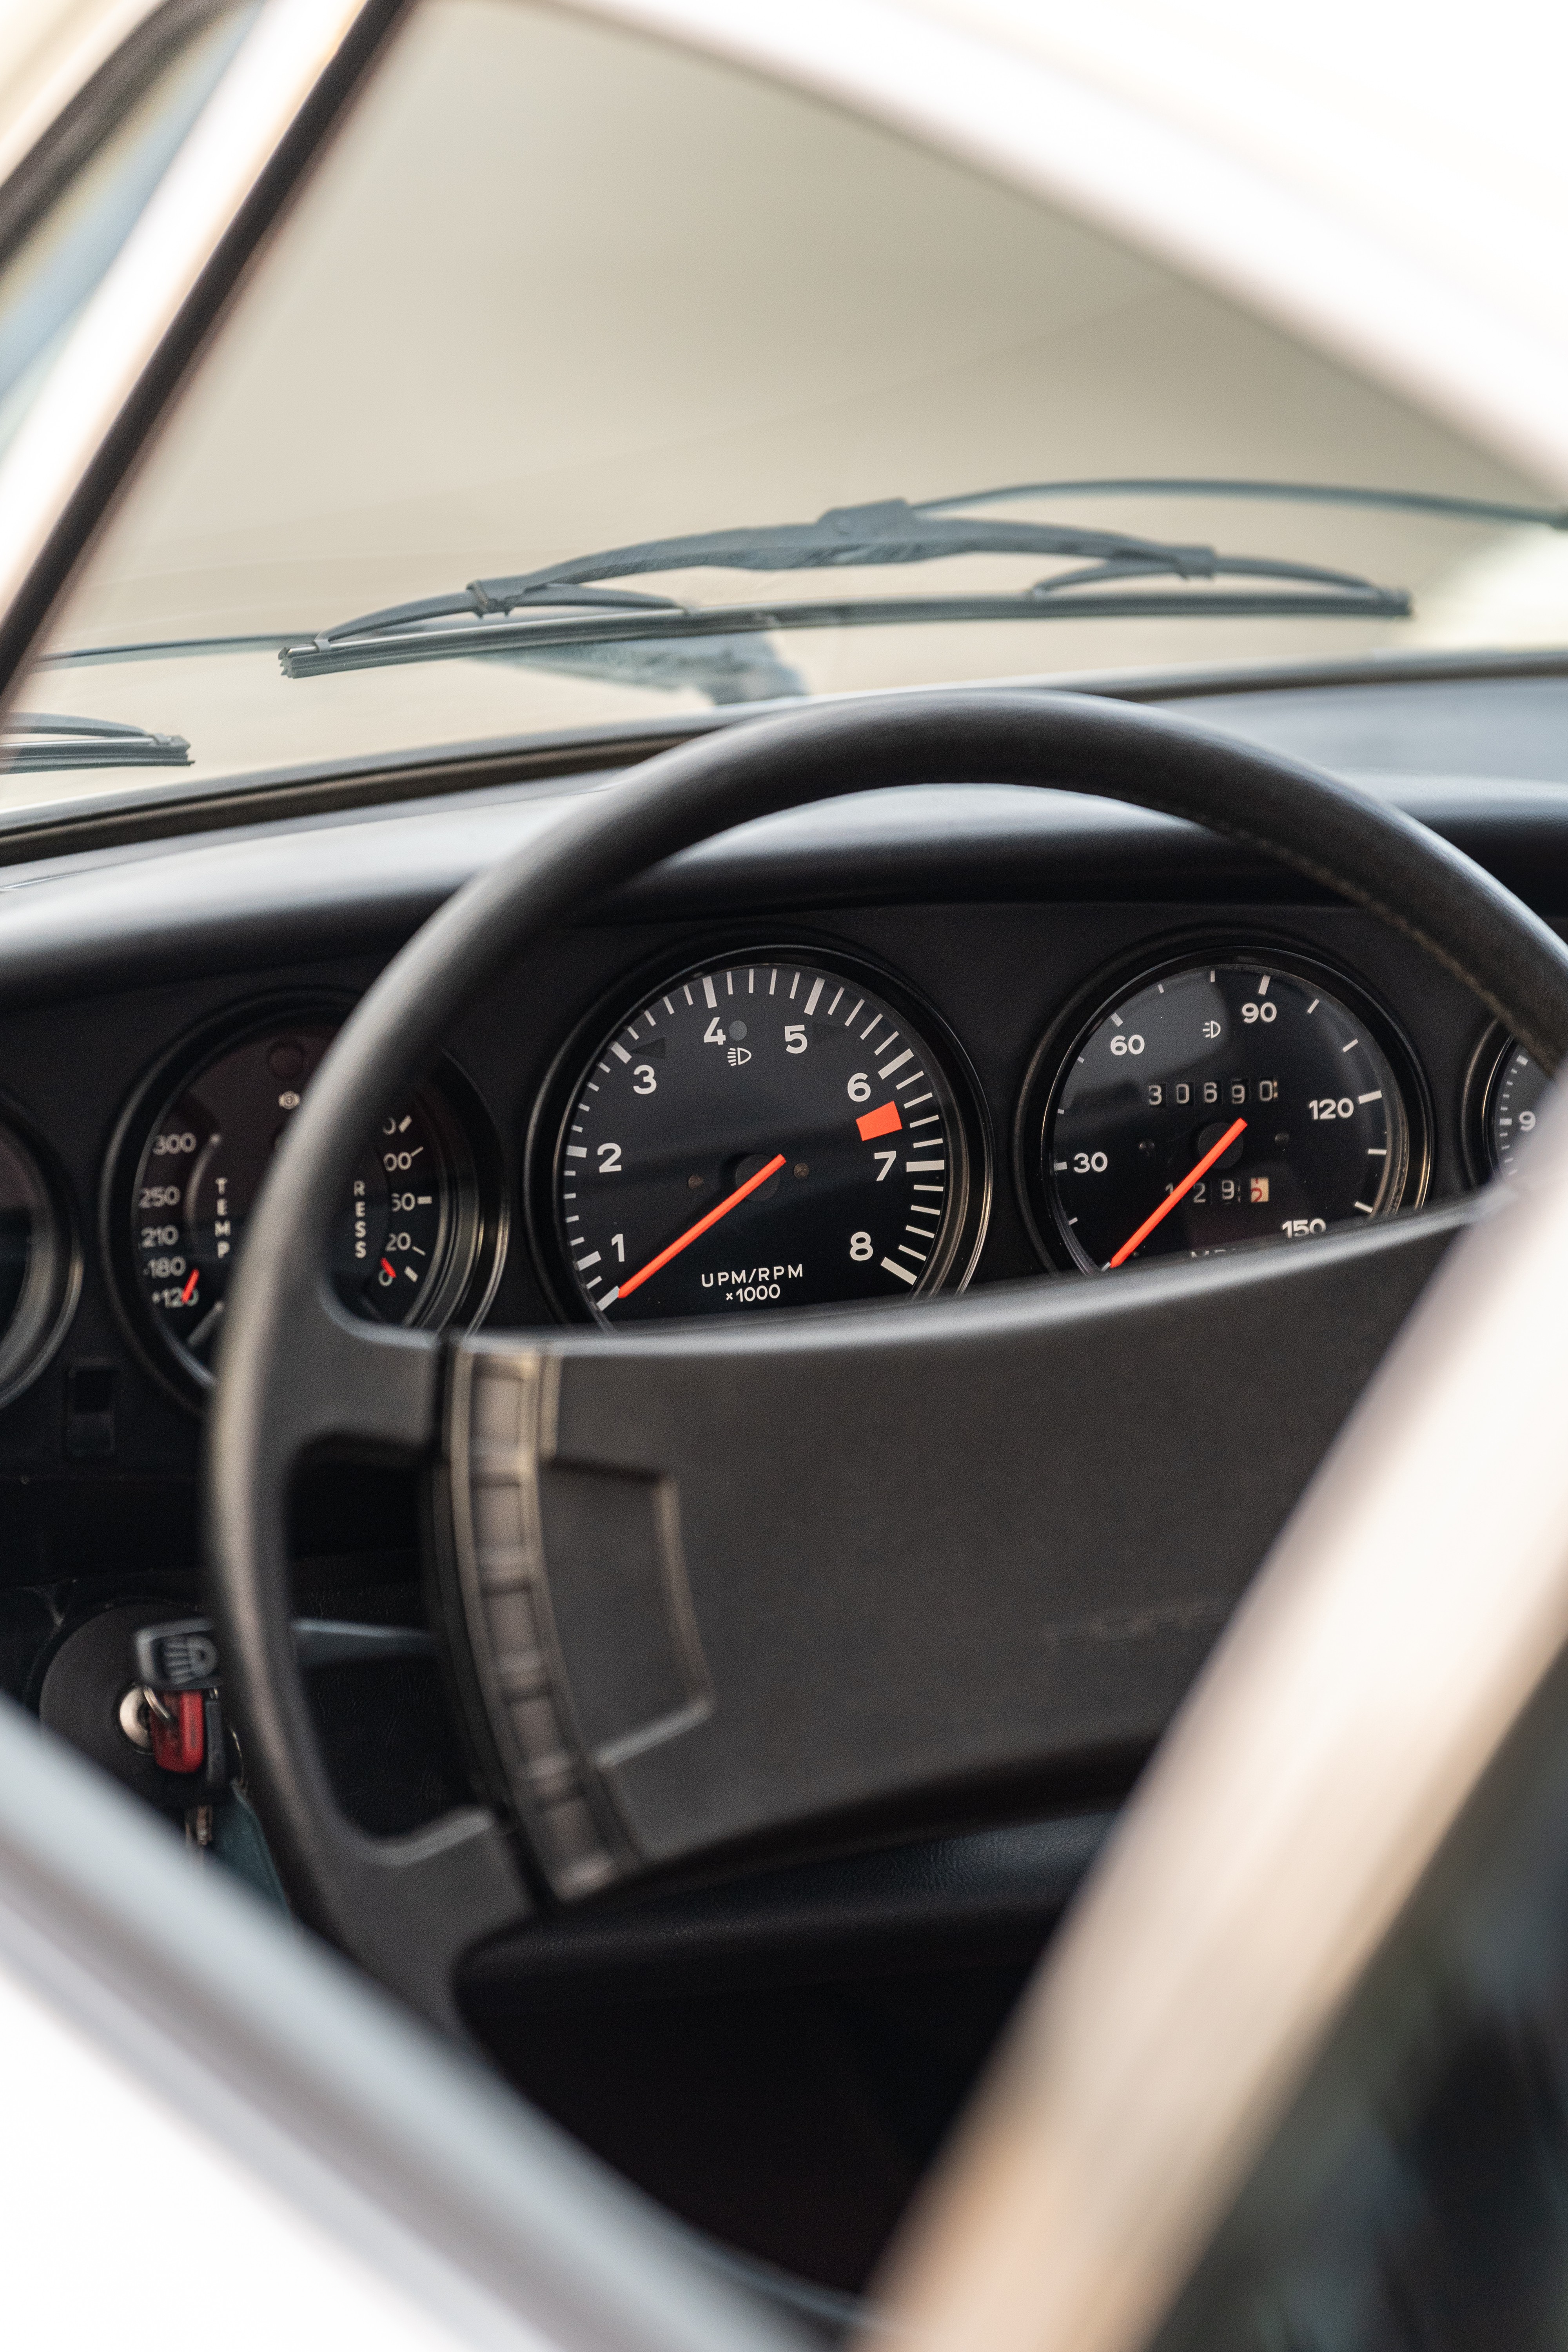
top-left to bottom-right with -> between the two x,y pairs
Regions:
1021,954 -> 1426,1273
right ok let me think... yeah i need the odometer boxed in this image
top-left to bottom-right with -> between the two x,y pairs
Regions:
548,953 -> 980,1321
1030,956 -> 1421,1272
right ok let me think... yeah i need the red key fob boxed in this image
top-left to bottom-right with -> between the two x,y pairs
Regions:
149,1690 -> 204,1774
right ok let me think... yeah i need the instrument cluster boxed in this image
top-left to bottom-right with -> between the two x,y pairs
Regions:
0,927 -> 1543,1416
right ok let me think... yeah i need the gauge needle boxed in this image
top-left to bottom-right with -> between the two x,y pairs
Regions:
608,1151 -> 787,1305
1108,1116 -> 1247,1269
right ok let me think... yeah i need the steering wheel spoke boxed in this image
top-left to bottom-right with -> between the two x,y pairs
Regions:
279,1286 -> 446,1457
444,1208 -> 1468,1897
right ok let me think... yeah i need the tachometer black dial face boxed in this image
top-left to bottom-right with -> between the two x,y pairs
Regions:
125,1019 -> 490,1384
1034,957 -> 1417,1272
1482,1039 -> 1550,1176
551,954 -> 975,1321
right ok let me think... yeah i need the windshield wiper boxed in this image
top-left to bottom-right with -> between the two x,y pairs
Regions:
918,477 -> 1568,529
0,711 -> 191,770
280,494 -> 1410,682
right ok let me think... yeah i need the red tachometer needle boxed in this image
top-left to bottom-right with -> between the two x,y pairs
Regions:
1107,1116 -> 1247,1269
611,1152 -> 787,1304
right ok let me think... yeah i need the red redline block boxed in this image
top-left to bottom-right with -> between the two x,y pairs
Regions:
856,1100 -> 902,1141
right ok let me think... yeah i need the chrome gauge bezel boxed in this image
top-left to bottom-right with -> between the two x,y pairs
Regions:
1014,936 -> 1432,1276
524,940 -> 993,1326
103,995 -> 506,1403
1463,1020 -> 1540,1187
0,1101 -> 78,1414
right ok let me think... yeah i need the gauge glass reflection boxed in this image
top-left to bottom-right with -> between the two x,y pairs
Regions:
1042,959 -> 1414,1271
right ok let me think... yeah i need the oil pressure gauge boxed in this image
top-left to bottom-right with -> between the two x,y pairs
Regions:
1021,951 -> 1426,1274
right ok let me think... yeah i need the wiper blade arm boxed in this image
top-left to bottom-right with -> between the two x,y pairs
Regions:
919,475 -> 1568,531
303,499 -> 1224,652
474,499 -> 1220,599
0,711 -> 191,771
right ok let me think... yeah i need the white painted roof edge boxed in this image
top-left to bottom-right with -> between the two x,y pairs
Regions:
561,0 -> 1568,498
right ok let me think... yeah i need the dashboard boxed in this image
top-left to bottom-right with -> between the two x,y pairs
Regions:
3,666 -> 1563,2294
0,677 -> 1562,1605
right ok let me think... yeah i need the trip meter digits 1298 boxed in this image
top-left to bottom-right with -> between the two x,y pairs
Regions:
547,953 -> 980,1321
1028,955 -> 1421,1273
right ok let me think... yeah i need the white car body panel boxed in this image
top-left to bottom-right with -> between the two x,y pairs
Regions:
572,0 -> 1568,494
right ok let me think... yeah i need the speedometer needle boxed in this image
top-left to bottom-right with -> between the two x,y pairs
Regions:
608,1152 -> 788,1305
1108,1116 -> 1247,1269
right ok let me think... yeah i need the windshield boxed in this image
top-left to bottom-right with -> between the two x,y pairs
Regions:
9,0 -> 1567,818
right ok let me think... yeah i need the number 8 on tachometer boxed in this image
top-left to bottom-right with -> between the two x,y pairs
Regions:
545,952 -> 986,1321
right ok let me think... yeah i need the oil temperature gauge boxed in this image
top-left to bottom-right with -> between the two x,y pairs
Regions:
114,1014 -> 501,1390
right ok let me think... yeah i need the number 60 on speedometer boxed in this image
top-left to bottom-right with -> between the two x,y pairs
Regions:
1020,953 -> 1427,1274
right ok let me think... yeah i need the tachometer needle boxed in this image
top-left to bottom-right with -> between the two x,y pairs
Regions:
1107,1116 -> 1247,1269
608,1152 -> 787,1305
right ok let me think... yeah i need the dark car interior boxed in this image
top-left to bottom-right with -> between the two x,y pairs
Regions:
5,660 -> 1566,2294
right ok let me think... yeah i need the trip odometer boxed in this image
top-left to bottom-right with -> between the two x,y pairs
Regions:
546,953 -> 981,1321
1025,955 -> 1422,1273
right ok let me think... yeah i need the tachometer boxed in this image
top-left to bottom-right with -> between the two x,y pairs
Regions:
543,951 -> 984,1321
1022,953 -> 1424,1273
115,1013 -> 501,1388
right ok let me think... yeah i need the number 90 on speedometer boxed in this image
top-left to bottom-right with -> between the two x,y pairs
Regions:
1024,955 -> 1424,1273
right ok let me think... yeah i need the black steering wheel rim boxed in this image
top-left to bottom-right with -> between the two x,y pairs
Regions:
204,687 -> 1568,2028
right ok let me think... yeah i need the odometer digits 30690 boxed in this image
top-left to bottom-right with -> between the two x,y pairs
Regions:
1031,956 -> 1421,1272
548,953 -> 981,1321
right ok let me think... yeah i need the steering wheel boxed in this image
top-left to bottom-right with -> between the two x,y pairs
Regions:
205,689 -> 1568,2033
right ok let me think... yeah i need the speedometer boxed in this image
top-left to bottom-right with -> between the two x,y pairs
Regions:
1021,952 -> 1425,1273
541,951 -> 985,1321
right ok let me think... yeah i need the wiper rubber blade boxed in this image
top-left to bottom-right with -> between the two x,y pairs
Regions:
0,711 -> 191,771
281,577 -> 1409,683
